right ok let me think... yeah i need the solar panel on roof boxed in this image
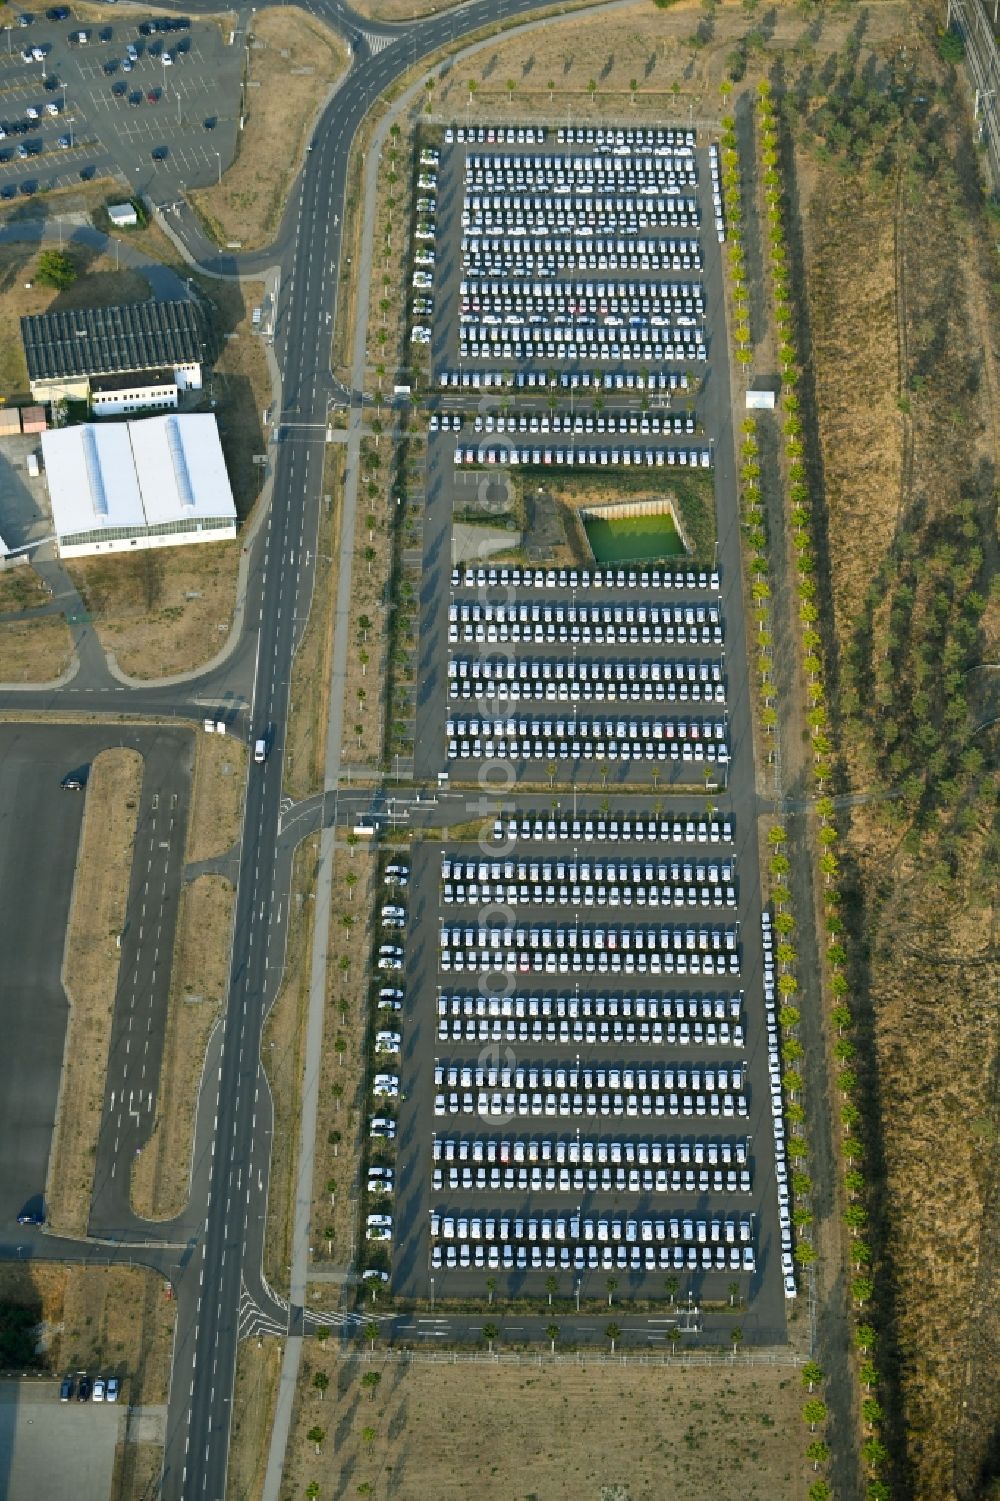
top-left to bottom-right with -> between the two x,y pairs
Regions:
20,300 -> 206,383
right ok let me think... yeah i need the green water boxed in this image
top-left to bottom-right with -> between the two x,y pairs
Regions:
584,511 -> 686,563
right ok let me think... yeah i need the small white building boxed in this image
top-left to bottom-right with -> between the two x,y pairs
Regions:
745,389 -> 777,410
90,368 -> 178,417
107,202 -> 139,229
41,413 -> 237,558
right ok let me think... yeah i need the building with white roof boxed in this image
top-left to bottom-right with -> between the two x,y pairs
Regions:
41,413 -> 237,558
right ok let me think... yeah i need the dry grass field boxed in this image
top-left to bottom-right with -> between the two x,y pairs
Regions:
66,539 -> 240,680
0,244 -> 150,396
47,747 -> 143,1238
283,1349 -> 808,1501
131,874 -> 234,1221
0,616 -> 75,682
185,727 -> 247,864
0,563 -> 51,612
432,0 -> 904,121
262,833 -> 320,1298
190,7 -> 348,250
788,9 -> 999,1497
285,452 -> 341,801
0,1261 -> 175,1402
307,844 -> 378,1302
226,1338 -> 283,1501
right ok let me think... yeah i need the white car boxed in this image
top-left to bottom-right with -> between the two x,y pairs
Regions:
92,1378 -> 106,1403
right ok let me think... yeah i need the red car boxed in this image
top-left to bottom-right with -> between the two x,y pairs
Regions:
146,89 -> 159,103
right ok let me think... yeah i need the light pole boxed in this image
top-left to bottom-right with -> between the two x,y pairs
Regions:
215,151 -> 222,185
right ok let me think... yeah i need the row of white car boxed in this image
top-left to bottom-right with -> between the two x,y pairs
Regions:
446,736 -> 728,766
710,140 -> 726,245
555,125 -> 696,150
470,411 -> 697,435
439,1017 -> 744,1048
430,1210 -> 754,1244
449,680 -> 724,706
453,563 -> 716,590
431,1241 -> 754,1272
439,945 -> 739,975
763,910 -> 796,1301
490,812 -> 733,843
435,988 -> 741,1022
441,879 -> 736,909
454,443 -> 711,467
433,1164 -> 752,1195
434,1087 -> 749,1119
445,713 -> 727,742
442,851 -> 735,885
437,367 -> 689,391
448,657 -> 724,686
432,1133 -> 750,1166
451,621 -> 721,647
464,160 -> 698,190
462,234 -> 703,272
433,1062 -> 745,1092
463,203 -> 701,232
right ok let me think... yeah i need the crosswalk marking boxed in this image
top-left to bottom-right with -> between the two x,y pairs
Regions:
361,31 -> 393,55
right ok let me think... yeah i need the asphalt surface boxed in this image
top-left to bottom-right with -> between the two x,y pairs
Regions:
384,137 -> 786,1336
0,4 -> 790,1501
0,12 -> 241,201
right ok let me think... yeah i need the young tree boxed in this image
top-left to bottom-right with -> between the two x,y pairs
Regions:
486,1276 -> 497,1306
482,1321 -> 499,1353
313,1370 -> 329,1400
606,1276 -> 618,1307
546,1323 -> 559,1353
668,1327 -> 682,1356
730,1326 -> 743,1354
36,249 -> 77,290
546,1275 -> 558,1306
305,1484 -> 320,1501
664,1275 -> 679,1305
801,1360 -> 824,1392
366,1321 -> 379,1352
307,1426 -> 326,1455
605,1322 -> 621,1353
323,1225 -> 334,1255
361,1370 -> 382,1400
803,1398 -> 827,1431
806,1440 -> 830,1471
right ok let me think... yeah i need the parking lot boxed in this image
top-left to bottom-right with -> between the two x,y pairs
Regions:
360,123 -> 787,1331
0,9 -> 241,201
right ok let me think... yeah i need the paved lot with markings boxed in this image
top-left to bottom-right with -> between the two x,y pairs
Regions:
0,11 -> 241,202
364,126 -> 789,1339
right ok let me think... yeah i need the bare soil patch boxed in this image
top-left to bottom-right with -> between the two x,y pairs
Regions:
262,833 -> 320,1298
185,729 -> 247,864
0,1261 -> 175,1403
0,244 -> 150,398
189,7 -> 348,251
225,1337 -> 283,1501
131,874 -> 234,1221
47,747 -> 143,1238
0,615 -> 74,682
66,540 -> 240,681
283,1349 -> 808,1500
